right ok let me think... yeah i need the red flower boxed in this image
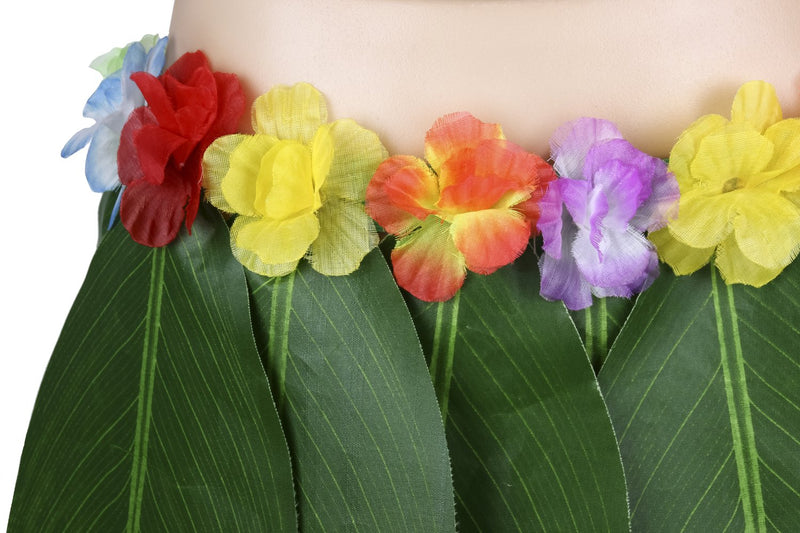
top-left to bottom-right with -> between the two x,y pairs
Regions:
118,51 -> 245,247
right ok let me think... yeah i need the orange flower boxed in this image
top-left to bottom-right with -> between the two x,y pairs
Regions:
366,113 -> 555,301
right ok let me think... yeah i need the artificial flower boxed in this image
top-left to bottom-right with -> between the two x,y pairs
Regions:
62,35 -> 168,195
203,82 -> 387,276
650,81 -> 800,286
118,50 -> 245,247
538,118 -> 679,310
366,112 -> 555,301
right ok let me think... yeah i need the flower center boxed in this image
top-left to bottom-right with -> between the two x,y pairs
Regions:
722,177 -> 741,193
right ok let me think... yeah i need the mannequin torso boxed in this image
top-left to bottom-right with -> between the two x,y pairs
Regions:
168,0 -> 800,156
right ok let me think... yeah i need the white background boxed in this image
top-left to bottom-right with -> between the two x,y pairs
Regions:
1,1 -> 174,525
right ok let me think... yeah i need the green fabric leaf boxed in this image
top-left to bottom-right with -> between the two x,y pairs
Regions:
247,249 -> 455,532
599,262 -> 800,531
570,296 -> 636,371
405,249 -> 630,531
9,205 -> 296,531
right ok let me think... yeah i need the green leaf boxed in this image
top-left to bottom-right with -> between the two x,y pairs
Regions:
599,262 -> 800,531
9,205 -> 296,531
405,249 -> 630,531
570,296 -> 636,371
247,249 -> 455,532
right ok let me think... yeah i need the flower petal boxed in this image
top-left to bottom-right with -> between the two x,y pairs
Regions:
424,112 -> 504,173
715,235 -> 783,287
62,126 -> 96,158
85,123 -> 122,192
450,208 -> 530,275
668,114 -> 729,190
322,119 -> 388,201
83,76 -> 123,120
308,198 -> 378,276
690,127 -> 774,188
730,80 -> 782,133
591,159 -> 644,231
202,133 -> 250,213
667,189 -> 734,248
539,221 -> 593,310
550,117 -> 623,181
229,225 -> 299,277
437,139 -> 544,213
366,155 -> 435,235
757,118 -> 800,190
391,216 -> 466,302
217,134 -> 277,216
649,227 -> 714,276
731,190 -> 800,270
629,160 -> 680,232
231,212 -> 319,266
257,142 -> 317,220
573,225 -> 654,290
120,167 -> 193,247
537,182 -> 565,259
251,83 -> 327,144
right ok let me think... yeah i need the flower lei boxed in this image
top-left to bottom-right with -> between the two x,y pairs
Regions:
64,36 -> 800,307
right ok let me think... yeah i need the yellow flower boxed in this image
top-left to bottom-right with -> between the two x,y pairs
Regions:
203,83 -> 387,276
650,81 -> 800,286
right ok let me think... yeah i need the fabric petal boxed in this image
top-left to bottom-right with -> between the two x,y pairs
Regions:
424,112 -> 504,173
310,123 -> 334,208
133,124 -> 187,185
731,190 -> 800,270
251,83 -> 327,144
539,221 -> 593,310
392,216 -> 466,302
437,139 -> 542,213
730,80 -> 782,133
308,198 -> 378,276
258,142 -> 316,220
550,117 -> 623,181
537,182 -> 565,259
649,227 -> 714,276
61,125 -> 96,158
715,234 -> 784,287
229,220 -> 299,277
756,118 -> 800,190
591,159 -> 644,231
668,114 -> 729,189
629,160 -> 680,232
85,123 -> 122,192
217,134 -> 276,217
120,170 -> 193,247
322,119 -> 388,201
667,189 -> 734,248
208,71 -> 246,140
690,127 -> 774,188
232,212 -> 320,266
83,76 -> 123,120
573,226 -> 654,290
144,36 -> 168,76
366,155 -> 433,235
202,133 -> 250,214
450,208 -> 530,275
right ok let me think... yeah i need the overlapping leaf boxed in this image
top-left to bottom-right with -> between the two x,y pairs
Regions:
9,205 -> 295,531
600,262 -> 800,531
405,249 -> 630,531
247,249 -> 455,532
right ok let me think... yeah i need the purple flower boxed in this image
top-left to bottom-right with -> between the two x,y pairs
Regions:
539,118 -> 679,310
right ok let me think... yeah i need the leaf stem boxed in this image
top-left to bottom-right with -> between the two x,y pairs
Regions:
711,268 -> 766,533
268,271 -> 296,413
126,247 -> 165,533
429,291 -> 460,424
